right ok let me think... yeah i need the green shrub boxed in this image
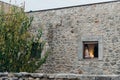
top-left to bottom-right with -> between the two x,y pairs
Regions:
0,5 -> 47,72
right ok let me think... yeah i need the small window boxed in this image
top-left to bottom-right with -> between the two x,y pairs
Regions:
78,36 -> 103,60
83,41 -> 98,59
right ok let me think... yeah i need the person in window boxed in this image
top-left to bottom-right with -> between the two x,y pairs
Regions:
84,45 -> 90,58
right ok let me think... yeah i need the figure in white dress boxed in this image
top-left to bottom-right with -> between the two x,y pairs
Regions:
85,46 -> 90,58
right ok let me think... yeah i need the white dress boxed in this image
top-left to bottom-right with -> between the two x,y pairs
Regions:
85,48 -> 90,58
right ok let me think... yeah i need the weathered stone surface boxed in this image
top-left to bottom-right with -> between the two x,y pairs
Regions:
0,72 -> 8,77
28,1 -> 120,74
0,73 -> 120,80
95,77 -> 111,80
30,73 -> 45,78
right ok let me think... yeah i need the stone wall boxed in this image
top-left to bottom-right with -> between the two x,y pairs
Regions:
0,1 -> 16,13
0,1 -> 23,14
0,73 -> 120,80
28,1 -> 120,75
0,1 -> 11,13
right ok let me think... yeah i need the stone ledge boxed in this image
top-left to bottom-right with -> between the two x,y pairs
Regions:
0,73 -> 120,80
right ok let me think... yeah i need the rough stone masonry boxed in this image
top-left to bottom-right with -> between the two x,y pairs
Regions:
0,73 -> 120,80
28,1 -> 120,75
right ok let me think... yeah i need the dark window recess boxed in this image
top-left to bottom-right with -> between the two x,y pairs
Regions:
83,41 -> 98,59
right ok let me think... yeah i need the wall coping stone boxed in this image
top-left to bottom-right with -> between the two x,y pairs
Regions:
0,73 -> 119,78
0,73 -> 120,80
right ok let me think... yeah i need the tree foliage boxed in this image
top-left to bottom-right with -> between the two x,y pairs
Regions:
0,5 -> 47,72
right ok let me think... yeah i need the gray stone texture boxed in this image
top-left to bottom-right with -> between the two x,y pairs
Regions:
28,1 -> 120,74
0,73 -> 120,80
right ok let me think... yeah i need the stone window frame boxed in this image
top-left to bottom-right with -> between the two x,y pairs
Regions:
78,35 -> 103,60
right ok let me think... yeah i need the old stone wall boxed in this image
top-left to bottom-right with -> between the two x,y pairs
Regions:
0,1 -> 11,13
0,73 -> 120,80
28,1 -> 120,75
0,1 -> 23,14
